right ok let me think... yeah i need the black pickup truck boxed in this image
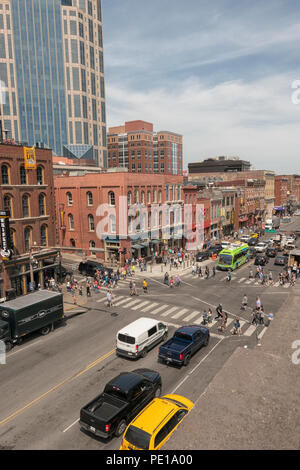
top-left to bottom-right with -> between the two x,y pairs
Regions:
158,325 -> 210,367
79,369 -> 161,439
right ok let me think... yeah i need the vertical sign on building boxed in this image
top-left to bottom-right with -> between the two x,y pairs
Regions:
24,146 -> 36,169
0,210 -> 12,260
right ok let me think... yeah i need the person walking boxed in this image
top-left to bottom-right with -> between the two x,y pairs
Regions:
241,294 -> 248,310
227,271 -> 231,282
169,276 -> 174,288
205,266 -> 209,279
176,275 -> 181,287
86,283 -> 91,297
142,279 -> 148,294
251,308 -> 259,325
256,296 -> 261,310
129,280 -> 134,296
164,272 -> 169,286
215,303 -> 223,320
232,316 -> 241,336
192,264 -> 196,276
212,266 -> 216,277
207,308 -> 213,324
198,267 -> 203,278
259,306 -> 265,325
202,310 -> 208,325
107,290 -> 113,307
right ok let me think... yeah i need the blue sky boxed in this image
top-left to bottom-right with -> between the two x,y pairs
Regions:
102,0 -> 300,173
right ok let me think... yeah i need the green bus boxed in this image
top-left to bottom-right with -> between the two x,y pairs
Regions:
217,243 -> 249,271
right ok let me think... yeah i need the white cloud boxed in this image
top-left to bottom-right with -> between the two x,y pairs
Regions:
106,74 -> 300,173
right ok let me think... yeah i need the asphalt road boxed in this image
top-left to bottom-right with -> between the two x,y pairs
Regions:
0,219 -> 299,450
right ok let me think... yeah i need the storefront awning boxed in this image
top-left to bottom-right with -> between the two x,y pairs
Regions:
131,244 -> 144,249
150,239 -> 160,244
274,206 -> 284,211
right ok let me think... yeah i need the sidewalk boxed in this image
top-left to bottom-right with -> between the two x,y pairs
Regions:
165,290 -> 300,450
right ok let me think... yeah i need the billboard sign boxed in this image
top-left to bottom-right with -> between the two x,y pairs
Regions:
0,210 -> 13,260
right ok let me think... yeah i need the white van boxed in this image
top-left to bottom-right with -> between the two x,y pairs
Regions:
116,317 -> 168,359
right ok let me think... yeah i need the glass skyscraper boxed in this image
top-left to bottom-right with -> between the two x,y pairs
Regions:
0,0 -> 107,166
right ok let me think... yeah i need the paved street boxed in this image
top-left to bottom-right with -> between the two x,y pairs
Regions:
0,220 -> 299,450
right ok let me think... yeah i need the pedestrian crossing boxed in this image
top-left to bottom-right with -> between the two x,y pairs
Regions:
183,272 -> 297,289
95,293 -> 268,339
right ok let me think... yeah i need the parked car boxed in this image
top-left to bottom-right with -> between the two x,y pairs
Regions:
195,251 -> 210,262
248,247 -> 257,259
294,210 -> 300,216
79,369 -> 162,440
274,255 -> 288,266
158,325 -> 210,367
221,241 -> 231,249
255,242 -> 268,253
120,394 -> 194,450
254,255 -> 269,266
78,260 -> 113,276
266,247 -> 276,258
249,232 -> 259,238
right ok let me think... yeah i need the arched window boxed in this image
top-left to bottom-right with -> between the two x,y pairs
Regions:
134,189 -> 139,204
1,164 -> 9,184
159,211 -> 162,226
158,190 -> 162,203
20,165 -> 27,185
127,191 -> 132,206
108,191 -> 115,206
39,193 -> 46,216
24,227 -> 32,252
22,194 -> 30,218
153,189 -> 157,203
141,191 -> 145,204
37,166 -> 44,185
87,191 -> 93,206
88,214 -> 94,231
147,190 -> 151,204
68,214 -> 74,230
40,225 -> 48,246
4,194 -> 13,217
148,211 -> 151,228
67,192 -> 73,206
10,229 -> 16,254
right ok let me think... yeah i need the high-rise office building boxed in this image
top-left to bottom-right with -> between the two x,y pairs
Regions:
0,0 -> 107,166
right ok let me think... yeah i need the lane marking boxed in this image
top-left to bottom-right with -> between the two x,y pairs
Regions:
0,348 -> 115,428
151,304 -> 170,315
171,338 -> 224,394
131,301 -> 150,311
63,418 -> 79,433
141,302 -> 159,312
161,306 -> 179,317
243,324 -> 257,336
182,310 -> 200,322
258,326 -> 268,340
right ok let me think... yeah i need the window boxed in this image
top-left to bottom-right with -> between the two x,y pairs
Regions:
154,425 -> 169,449
40,225 -> 47,246
87,191 -> 93,206
147,191 -> 151,204
88,19 -> 94,43
71,39 -> 78,63
128,191 -> 132,206
81,69 -> 86,92
67,192 -> 73,206
88,214 -> 94,231
68,214 -> 74,230
153,189 -> 157,203
20,165 -> 27,184
89,240 -> 96,254
158,190 -> 162,203
82,94 -> 87,117
108,191 -> 115,206
70,238 -> 76,247
109,214 -> 116,233
134,189 -> 139,204
24,227 -> 32,252
3,194 -> 12,217
91,72 -> 96,95
37,166 -> 44,185
1,164 -> 9,184
80,41 -> 85,65
22,194 -> 30,218
141,191 -> 145,204
90,46 -> 95,69
70,20 -> 77,35
39,194 -> 46,216
79,22 -> 84,38
148,326 -> 157,337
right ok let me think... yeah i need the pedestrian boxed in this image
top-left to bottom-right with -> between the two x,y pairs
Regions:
107,290 -> 113,307
79,286 -> 83,296
176,275 -> 181,287
207,308 -> 213,323
249,269 -> 253,279
255,296 -> 261,310
73,294 -> 77,305
143,279 -> 148,293
212,266 -> 216,277
259,306 -> 265,325
215,303 -> 223,320
268,271 -> 273,285
202,310 -> 208,325
227,271 -> 231,282
198,267 -> 203,278
192,264 -> 195,276
170,276 -> 174,288
205,266 -> 209,279
232,316 -> 241,336
129,280 -> 134,296
251,309 -> 259,325
164,272 -> 169,286
86,283 -> 91,297
241,294 -> 248,310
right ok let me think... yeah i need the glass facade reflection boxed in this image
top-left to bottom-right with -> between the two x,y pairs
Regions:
11,0 -> 67,155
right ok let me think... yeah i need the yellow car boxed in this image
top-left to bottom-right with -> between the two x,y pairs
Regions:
120,394 -> 193,450
249,232 -> 259,238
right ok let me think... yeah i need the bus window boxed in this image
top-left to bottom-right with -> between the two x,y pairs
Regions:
219,254 -> 232,265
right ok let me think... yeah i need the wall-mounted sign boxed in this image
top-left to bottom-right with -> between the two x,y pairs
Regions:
0,210 -> 12,260
24,146 -> 36,169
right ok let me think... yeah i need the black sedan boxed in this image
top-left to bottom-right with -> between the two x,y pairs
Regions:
254,255 -> 269,266
248,247 -> 257,259
196,251 -> 210,262
248,237 -> 258,246
207,245 -> 223,256
274,255 -> 288,266
266,247 -> 276,258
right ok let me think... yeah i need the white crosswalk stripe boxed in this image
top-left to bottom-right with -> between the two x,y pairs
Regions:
131,301 -> 150,310
273,282 -> 280,287
122,298 -> 143,308
96,296 -> 108,303
151,304 -> 170,315
141,302 -> 159,312
182,310 -> 200,322
161,306 -> 179,317
283,284 -> 290,289
245,279 -> 254,284
257,326 -> 268,340
238,277 -> 246,283
171,308 -> 189,320
243,324 -> 257,336
114,297 -> 133,306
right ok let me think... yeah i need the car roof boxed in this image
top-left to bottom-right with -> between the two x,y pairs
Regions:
130,397 -> 179,434
175,325 -> 205,335
106,371 -> 145,392
118,317 -> 160,337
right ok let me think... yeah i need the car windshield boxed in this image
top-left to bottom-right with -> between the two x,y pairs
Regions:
174,332 -> 193,342
124,425 -> 151,450
218,254 -> 233,265
163,397 -> 188,409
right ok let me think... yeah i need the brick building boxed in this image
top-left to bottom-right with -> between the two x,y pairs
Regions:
274,176 -> 288,212
0,144 -> 59,299
107,120 -> 183,176
54,172 -> 184,264
182,185 -> 211,243
279,175 -> 300,208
